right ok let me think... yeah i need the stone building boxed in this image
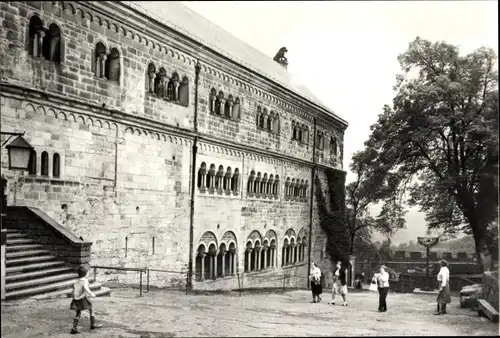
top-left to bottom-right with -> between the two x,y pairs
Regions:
0,1 -> 348,291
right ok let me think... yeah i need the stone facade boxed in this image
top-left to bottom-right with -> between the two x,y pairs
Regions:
0,1 -> 348,290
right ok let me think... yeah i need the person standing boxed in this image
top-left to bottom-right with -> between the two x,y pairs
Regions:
375,265 -> 390,312
309,262 -> 323,303
435,259 -> 451,315
329,261 -> 348,306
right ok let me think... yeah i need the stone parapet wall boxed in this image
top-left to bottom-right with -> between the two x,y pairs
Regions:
5,206 -> 92,267
482,271 -> 499,311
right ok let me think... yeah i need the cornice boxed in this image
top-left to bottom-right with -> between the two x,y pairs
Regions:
0,82 -> 343,175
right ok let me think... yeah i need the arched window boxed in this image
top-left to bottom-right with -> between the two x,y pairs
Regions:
42,23 -> 62,62
197,162 -> 207,189
256,106 -> 262,127
167,72 -> 179,101
52,153 -> 60,178
231,168 -> 240,193
223,167 -> 232,191
267,174 -> 274,195
233,98 -> 241,120
209,88 -> 217,114
331,137 -> 338,156
215,91 -> 224,115
28,150 -> 37,175
245,241 -> 253,272
146,63 -> 156,93
28,16 -> 44,57
195,244 -> 207,282
259,113 -> 265,129
267,115 -> 273,131
273,115 -> 280,134
207,164 -> 216,190
94,42 -> 107,78
105,48 -> 120,83
273,175 -> 280,196
292,122 -> 298,140
155,67 -> 167,98
41,151 -> 49,176
224,95 -> 233,118
255,172 -> 262,194
178,76 -> 189,107
247,170 -> 255,194
261,174 -> 268,196
316,131 -> 324,150
215,165 -> 224,190
285,177 -> 290,197
298,127 -> 303,142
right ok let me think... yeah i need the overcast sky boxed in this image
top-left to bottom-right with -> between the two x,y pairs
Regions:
182,0 -> 498,244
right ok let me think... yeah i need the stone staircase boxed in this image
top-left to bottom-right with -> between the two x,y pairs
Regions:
4,228 -> 110,300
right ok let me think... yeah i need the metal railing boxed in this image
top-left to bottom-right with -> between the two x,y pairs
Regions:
91,265 -> 311,297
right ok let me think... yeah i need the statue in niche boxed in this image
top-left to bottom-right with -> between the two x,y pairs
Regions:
273,47 -> 289,68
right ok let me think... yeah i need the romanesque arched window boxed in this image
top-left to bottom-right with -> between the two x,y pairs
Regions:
254,172 -> 262,194
197,162 -> 207,190
167,72 -> 180,101
233,97 -> 241,120
207,164 -> 216,190
42,23 -> 62,63
256,106 -> 262,127
303,126 -> 309,144
247,170 -> 255,194
215,165 -> 224,191
273,175 -> 280,196
331,137 -> 338,156
259,112 -> 265,129
224,95 -> 233,118
285,177 -> 290,197
215,91 -> 224,115
273,114 -> 280,134
223,167 -> 232,191
209,88 -> 217,114
52,153 -> 60,178
292,121 -> 298,140
105,48 -> 121,83
146,63 -> 156,93
261,173 -> 268,195
28,16 -> 44,57
231,168 -> 240,193
28,150 -> 37,175
94,42 -> 107,78
267,174 -> 274,195
290,179 -> 296,198
178,76 -> 189,107
195,244 -> 207,282
267,112 -> 273,131
282,238 -> 289,266
41,151 -> 49,176
298,126 -> 303,142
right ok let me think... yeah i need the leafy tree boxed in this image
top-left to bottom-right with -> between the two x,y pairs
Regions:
358,37 -> 499,271
346,150 -> 407,255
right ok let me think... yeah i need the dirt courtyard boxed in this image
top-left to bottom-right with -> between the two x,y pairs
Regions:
1,288 -> 498,337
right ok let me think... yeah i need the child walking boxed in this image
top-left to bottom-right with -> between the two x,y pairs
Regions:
70,266 -> 102,334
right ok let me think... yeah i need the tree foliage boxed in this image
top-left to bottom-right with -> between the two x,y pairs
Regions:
357,37 -> 499,271
315,169 -> 350,264
346,149 -> 407,255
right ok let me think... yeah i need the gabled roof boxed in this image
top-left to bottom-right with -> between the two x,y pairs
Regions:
120,1 -> 346,125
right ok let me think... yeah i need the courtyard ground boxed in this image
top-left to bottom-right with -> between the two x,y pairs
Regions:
1,288 -> 498,337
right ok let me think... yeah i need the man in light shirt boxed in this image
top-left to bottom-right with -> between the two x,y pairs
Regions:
435,260 -> 451,315
374,265 -> 390,312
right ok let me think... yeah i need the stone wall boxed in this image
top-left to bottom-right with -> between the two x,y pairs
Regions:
482,271 -> 499,311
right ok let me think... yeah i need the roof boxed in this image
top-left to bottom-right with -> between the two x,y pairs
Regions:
119,1 -> 346,125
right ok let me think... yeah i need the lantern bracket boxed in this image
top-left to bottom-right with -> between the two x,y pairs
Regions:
1,132 -> 26,147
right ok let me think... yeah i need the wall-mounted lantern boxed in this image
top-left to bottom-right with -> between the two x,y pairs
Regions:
2,132 -> 34,171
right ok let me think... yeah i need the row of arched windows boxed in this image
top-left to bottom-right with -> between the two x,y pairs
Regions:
256,107 -> 280,134
94,42 -> 120,83
145,64 -> 189,107
28,16 -> 62,63
284,177 -> 308,200
282,236 -> 307,266
292,121 -> 309,144
28,150 -> 61,178
197,163 -> 240,195
209,89 -> 242,120
247,171 -> 279,197
194,229 -> 307,281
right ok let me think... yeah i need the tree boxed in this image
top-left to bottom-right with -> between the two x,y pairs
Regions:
358,37 -> 499,271
346,150 -> 407,255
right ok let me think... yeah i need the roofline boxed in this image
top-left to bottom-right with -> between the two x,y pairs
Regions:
113,1 -> 348,129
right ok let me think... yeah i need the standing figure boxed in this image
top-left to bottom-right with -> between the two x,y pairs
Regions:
70,267 -> 102,334
309,262 -> 323,303
375,265 -> 390,312
435,259 -> 451,315
329,261 -> 348,306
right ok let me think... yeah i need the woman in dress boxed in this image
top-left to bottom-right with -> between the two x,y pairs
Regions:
309,262 -> 323,303
435,259 -> 451,315
329,261 -> 348,306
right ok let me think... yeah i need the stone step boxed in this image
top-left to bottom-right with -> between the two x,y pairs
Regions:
6,244 -> 44,252
6,238 -> 37,246
5,261 -> 65,274
6,232 -> 29,239
6,255 -> 57,266
6,278 -> 80,299
3,229 -> 23,233
31,283 -> 109,300
478,299 -> 499,323
6,267 -> 74,282
6,249 -> 51,259
6,272 -> 79,291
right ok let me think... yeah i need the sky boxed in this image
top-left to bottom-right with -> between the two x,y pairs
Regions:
182,1 -> 499,244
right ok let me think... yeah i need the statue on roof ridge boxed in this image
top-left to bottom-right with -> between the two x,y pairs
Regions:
273,47 -> 288,69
